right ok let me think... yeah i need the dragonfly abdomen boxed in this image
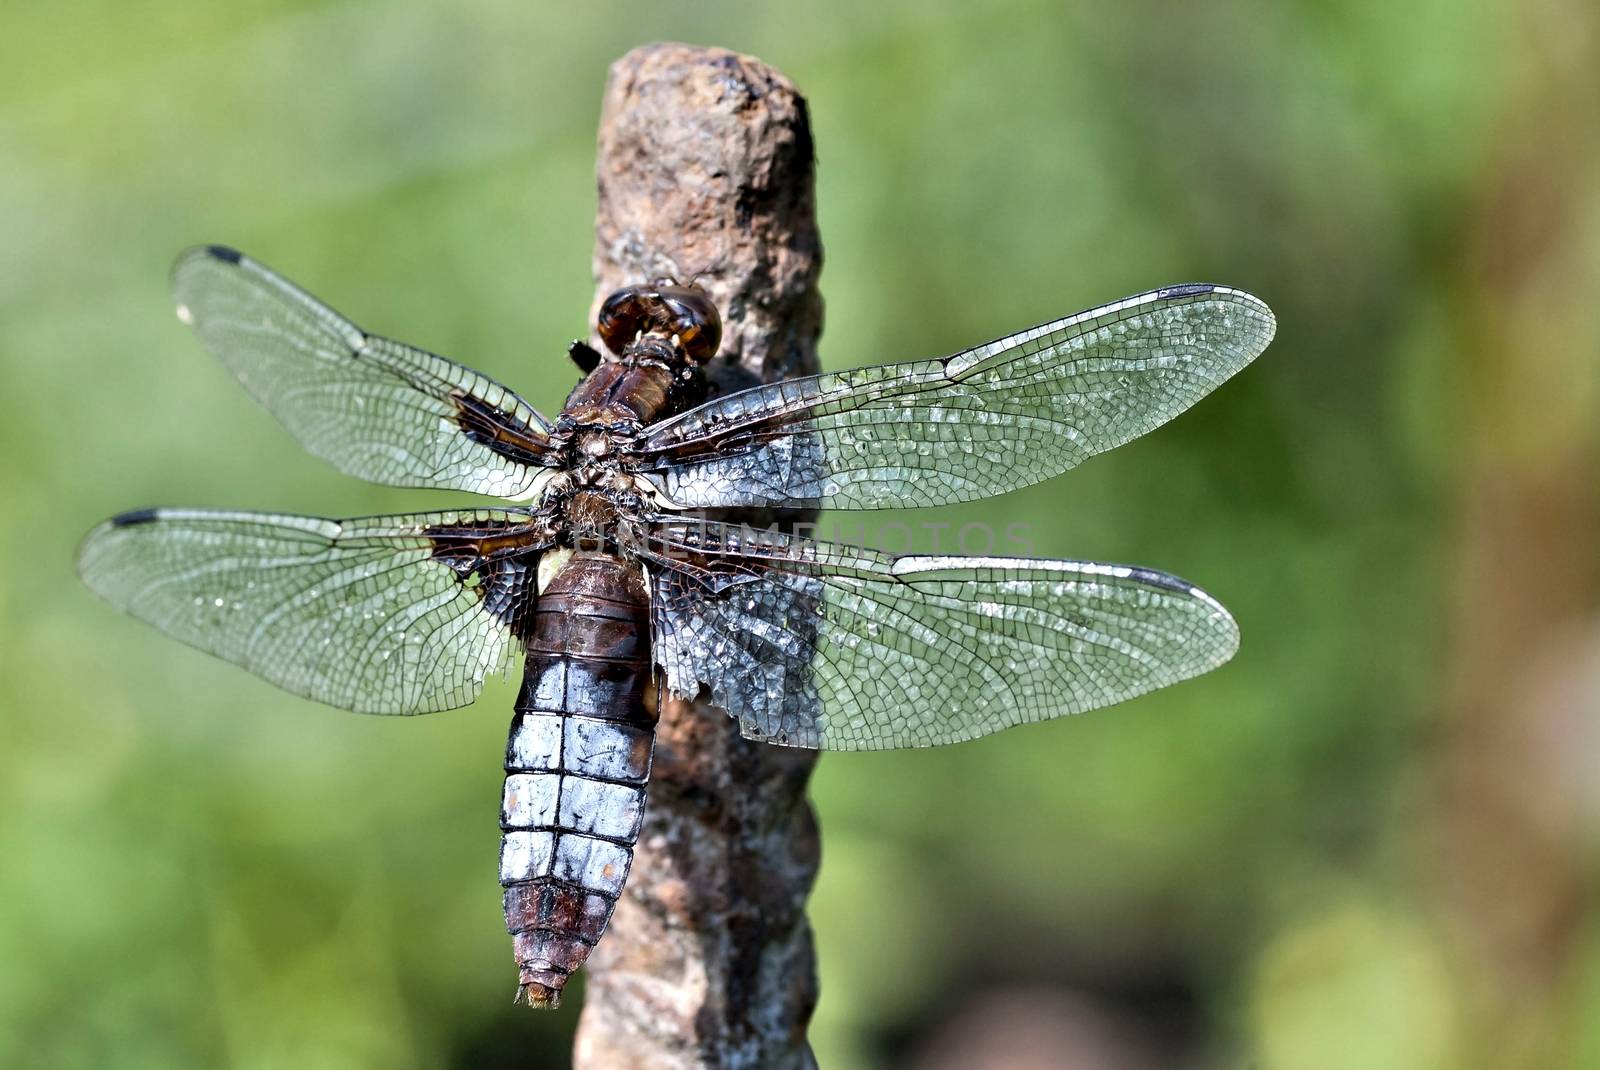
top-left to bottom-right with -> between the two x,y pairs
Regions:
499,552 -> 655,1007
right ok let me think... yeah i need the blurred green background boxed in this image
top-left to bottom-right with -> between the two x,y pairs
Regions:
3,1 -> 1597,1067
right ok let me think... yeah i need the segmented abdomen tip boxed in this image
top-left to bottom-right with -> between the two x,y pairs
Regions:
517,980 -> 561,1009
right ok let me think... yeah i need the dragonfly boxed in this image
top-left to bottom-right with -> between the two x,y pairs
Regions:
78,246 -> 1275,1006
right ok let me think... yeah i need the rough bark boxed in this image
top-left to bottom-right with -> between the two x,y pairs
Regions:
571,44 -> 823,1070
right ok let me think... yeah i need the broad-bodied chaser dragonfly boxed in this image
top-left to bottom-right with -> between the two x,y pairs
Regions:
79,246 -> 1274,1005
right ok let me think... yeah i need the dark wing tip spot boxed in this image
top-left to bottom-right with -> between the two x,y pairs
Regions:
110,508 -> 161,527
1123,565 -> 1193,594
204,244 -> 244,264
1158,283 -> 1215,300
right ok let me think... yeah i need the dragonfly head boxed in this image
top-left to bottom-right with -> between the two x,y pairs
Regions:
596,282 -> 722,365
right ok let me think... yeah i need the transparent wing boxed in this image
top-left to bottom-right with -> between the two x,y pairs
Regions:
642,519 -> 1238,750
633,285 -> 1274,510
172,246 -> 554,498
78,508 -> 549,714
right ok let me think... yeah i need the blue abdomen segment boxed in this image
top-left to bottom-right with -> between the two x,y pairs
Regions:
499,709 -> 653,1002
496,551 -> 655,1006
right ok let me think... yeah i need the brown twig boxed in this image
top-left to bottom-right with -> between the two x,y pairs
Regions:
571,44 -> 824,1070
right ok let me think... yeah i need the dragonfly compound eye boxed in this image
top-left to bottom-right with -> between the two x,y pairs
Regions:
596,284 -> 721,363
654,285 -> 721,363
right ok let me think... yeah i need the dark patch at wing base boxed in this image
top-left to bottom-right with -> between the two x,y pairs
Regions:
448,389 -> 555,469
421,514 -> 551,641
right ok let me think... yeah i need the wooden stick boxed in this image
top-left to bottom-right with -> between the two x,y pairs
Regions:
572,44 -> 823,1070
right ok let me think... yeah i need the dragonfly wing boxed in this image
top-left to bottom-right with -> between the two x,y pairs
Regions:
79,507 -> 549,714
634,285 -> 1273,510
172,246 -> 555,498
642,519 -> 1238,750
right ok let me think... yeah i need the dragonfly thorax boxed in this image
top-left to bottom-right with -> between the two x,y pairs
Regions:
537,482 -> 648,555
